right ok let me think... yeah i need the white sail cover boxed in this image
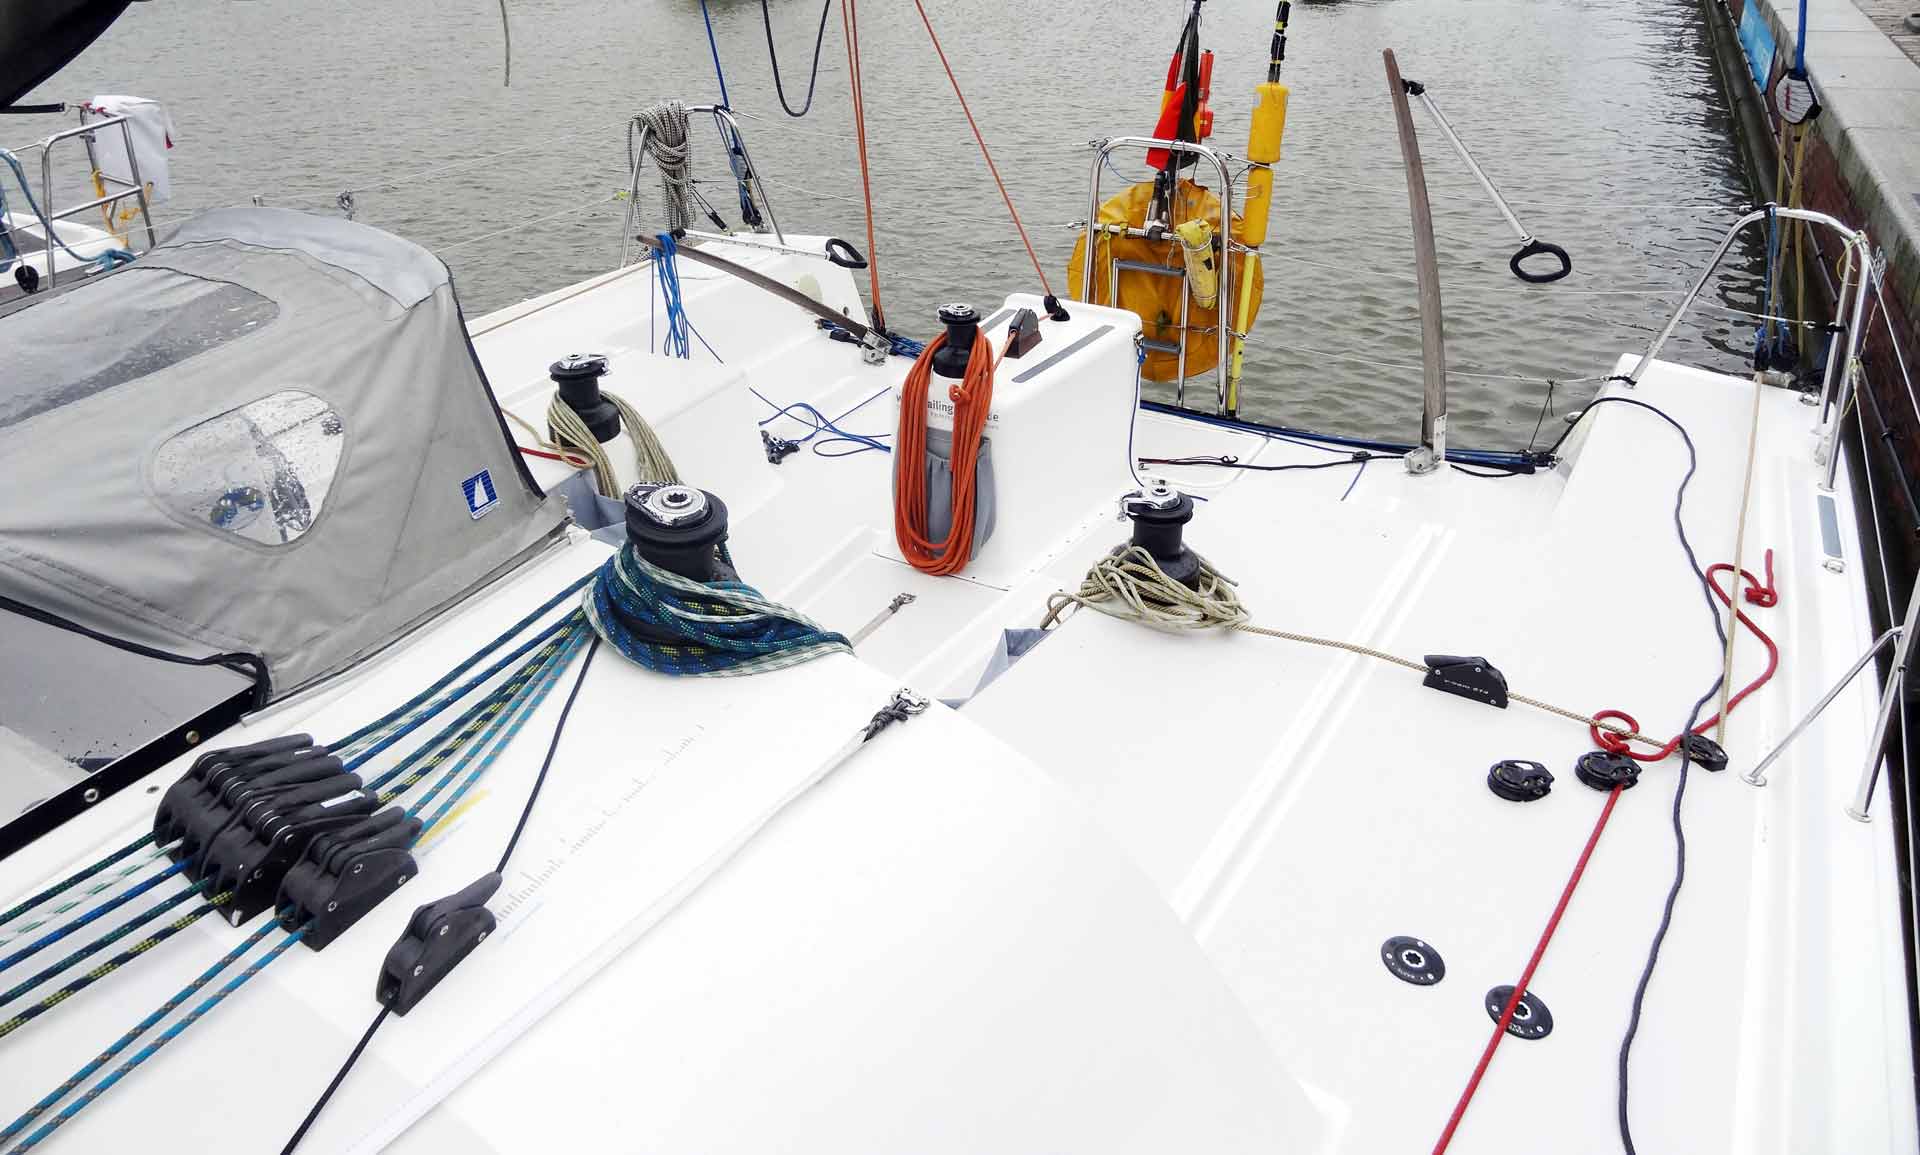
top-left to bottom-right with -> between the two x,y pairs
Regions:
0,207 -> 567,695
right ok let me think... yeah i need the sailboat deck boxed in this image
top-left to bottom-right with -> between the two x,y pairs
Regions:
0,234 -> 1910,1153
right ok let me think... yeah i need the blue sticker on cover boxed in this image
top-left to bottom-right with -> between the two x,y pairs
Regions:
462,469 -> 498,520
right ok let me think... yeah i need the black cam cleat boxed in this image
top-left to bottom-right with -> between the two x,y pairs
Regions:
278,808 -> 422,951
1004,308 -> 1042,358
154,734 -> 319,851
199,779 -> 380,926
1679,733 -> 1729,772
1575,749 -> 1641,792
1486,759 -> 1554,802
377,873 -> 503,1016
1422,655 -> 1510,709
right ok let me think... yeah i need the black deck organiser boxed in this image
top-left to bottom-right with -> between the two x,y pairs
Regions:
277,808 -> 422,951
153,735 -> 415,944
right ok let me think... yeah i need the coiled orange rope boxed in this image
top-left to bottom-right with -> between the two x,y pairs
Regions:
894,330 -> 999,575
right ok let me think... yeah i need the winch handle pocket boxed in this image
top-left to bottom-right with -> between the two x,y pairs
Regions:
1509,238 -> 1571,284
824,237 -> 869,269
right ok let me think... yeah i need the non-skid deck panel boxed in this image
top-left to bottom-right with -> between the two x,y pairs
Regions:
470,247 -> 1916,1154
965,364 -> 1909,1153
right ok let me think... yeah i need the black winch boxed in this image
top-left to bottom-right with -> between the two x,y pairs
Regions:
931,302 -> 980,379
1121,482 -> 1201,588
1486,759 -> 1553,803
625,483 -> 737,583
549,353 -> 621,443
1575,749 -> 1641,792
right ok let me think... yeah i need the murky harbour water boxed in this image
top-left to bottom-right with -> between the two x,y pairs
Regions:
21,0 -> 1762,446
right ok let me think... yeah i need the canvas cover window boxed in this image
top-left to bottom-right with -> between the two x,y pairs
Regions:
0,267 -> 276,429
151,390 -> 345,545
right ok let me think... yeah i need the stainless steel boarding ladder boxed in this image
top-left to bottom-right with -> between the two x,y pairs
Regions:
1078,137 -> 1235,413
10,109 -> 157,289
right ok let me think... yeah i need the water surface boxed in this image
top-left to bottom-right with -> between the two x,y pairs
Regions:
24,0 -> 1764,446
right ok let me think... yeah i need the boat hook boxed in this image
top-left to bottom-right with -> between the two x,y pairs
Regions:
1401,77 -> 1573,284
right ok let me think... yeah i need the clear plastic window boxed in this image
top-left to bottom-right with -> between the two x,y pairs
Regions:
0,268 -> 277,429
152,390 -> 345,545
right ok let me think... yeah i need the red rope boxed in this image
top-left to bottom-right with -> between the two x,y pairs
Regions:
894,331 -> 1001,574
907,0 -> 1056,299
1431,784 -> 1625,1154
839,0 -> 885,332
1590,548 -> 1781,760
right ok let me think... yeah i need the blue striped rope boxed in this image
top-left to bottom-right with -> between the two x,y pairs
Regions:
0,921 -> 279,1146
2,623 -> 595,1144
6,926 -> 303,1153
585,545 -> 848,676
0,881 -> 208,1008
349,614 -> 577,778
0,576 -> 594,940
0,835 -> 160,932
0,846 -> 174,950
419,626 -> 591,834
333,574 -> 593,756
406,626 -> 584,822
0,862 -> 189,975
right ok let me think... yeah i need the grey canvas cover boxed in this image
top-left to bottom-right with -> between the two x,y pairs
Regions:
0,207 -> 566,696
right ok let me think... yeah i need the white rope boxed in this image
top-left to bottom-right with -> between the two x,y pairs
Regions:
1041,546 -> 1248,631
1042,545 -> 1657,745
634,102 -> 695,233
547,389 -> 681,496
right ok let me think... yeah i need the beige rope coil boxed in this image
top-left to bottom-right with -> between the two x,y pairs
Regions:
1041,547 -> 1249,632
1043,545 -> 1655,749
546,390 -> 682,496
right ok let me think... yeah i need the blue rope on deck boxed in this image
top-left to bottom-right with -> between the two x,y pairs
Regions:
585,544 -> 850,676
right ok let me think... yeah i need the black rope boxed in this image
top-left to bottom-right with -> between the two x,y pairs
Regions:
1447,462 -> 1529,478
1549,397 -> 1731,1155
0,592 -> 271,708
279,1006 -> 391,1155
760,0 -> 834,117
280,636 -> 599,1154
497,635 -> 598,872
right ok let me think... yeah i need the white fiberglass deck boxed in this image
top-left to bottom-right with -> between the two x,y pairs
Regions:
0,233 -> 1912,1154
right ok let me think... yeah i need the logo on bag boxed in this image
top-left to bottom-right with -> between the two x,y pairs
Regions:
462,469 -> 498,520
